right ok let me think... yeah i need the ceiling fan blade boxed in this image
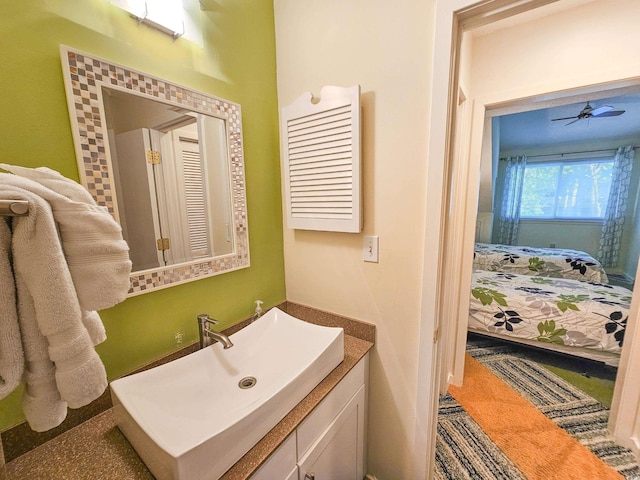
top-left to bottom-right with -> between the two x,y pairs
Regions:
551,116 -> 578,121
592,109 -> 625,117
589,105 -> 613,117
565,118 -> 582,126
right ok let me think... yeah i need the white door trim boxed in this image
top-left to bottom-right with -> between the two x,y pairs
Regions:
413,2 -> 465,476
609,259 -> 640,457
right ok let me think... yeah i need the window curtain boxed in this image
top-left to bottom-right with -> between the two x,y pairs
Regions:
598,146 -> 635,267
496,155 -> 527,245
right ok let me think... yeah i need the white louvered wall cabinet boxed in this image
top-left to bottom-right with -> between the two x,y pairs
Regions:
280,85 -> 362,233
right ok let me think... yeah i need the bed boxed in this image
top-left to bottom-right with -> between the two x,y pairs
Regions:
473,242 -> 609,283
468,270 -> 630,365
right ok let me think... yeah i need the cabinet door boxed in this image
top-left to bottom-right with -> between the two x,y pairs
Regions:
250,433 -> 297,480
285,467 -> 298,480
298,385 -> 365,480
297,354 -> 366,458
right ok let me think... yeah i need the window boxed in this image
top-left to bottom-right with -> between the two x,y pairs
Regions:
519,158 -> 613,220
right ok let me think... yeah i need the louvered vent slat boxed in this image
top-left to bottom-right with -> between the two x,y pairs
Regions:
292,189 -> 352,195
290,160 -> 352,172
288,118 -> 352,137
290,150 -> 352,159
289,158 -> 352,169
290,135 -> 352,151
291,174 -> 353,186
290,142 -> 352,156
293,213 -> 353,219
290,126 -> 352,144
288,105 -> 351,127
289,152 -> 352,164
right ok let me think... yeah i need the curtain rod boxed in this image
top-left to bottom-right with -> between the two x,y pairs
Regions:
500,145 -> 640,161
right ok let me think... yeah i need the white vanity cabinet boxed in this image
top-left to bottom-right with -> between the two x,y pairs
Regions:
250,354 -> 368,480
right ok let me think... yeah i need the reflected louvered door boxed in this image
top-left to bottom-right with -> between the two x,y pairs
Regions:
180,138 -> 211,258
281,85 -> 362,233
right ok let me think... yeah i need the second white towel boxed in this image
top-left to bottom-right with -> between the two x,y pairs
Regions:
0,218 -> 24,401
3,185 -> 108,428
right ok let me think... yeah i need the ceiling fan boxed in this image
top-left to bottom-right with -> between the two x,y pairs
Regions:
551,101 -> 625,126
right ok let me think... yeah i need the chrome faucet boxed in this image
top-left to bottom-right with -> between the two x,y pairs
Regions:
197,314 -> 234,349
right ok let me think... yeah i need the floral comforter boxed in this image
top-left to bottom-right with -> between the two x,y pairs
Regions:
473,243 -> 609,283
469,270 -> 630,355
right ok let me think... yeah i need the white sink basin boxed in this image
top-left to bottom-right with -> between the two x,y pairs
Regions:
110,307 -> 344,480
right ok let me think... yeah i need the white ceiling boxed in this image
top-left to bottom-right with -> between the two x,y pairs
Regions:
498,91 -> 640,153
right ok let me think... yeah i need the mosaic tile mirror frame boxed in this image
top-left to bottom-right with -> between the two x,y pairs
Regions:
60,46 -> 250,296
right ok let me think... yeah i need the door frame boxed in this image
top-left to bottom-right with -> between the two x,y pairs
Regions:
414,0 -> 640,477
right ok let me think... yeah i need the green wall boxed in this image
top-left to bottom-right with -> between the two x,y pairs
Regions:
0,0 -> 285,430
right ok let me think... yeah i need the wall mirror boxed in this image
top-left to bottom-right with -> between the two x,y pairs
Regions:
60,46 -> 249,296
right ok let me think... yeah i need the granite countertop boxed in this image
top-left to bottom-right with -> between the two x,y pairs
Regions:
2,334 -> 373,480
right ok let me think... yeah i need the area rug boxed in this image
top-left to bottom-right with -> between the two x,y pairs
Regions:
435,340 -> 640,479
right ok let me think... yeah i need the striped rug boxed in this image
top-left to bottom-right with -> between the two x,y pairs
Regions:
435,339 -> 640,479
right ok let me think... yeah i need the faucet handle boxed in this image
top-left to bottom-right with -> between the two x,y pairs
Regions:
197,314 -> 219,325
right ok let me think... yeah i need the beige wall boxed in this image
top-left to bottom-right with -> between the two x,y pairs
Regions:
469,0 -> 640,121
273,1 -> 435,477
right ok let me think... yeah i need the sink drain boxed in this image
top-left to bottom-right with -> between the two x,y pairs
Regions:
238,376 -> 257,389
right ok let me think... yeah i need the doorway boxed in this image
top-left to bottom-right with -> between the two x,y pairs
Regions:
469,87 -> 640,389
443,88 -> 640,477
416,0 -> 640,477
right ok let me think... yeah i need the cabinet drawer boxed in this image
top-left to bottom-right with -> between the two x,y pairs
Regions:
297,355 -> 367,459
250,433 -> 296,480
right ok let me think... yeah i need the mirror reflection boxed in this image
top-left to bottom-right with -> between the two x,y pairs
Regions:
102,88 -> 234,272
61,47 -> 249,295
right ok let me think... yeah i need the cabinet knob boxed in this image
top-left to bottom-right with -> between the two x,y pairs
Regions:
304,473 -> 316,480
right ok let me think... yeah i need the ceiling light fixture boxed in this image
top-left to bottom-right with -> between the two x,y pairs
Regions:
110,0 -> 185,40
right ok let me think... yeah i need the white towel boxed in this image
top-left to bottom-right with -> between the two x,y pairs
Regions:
2,185 -> 108,420
0,217 -> 24,401
82,311 -> 107,346
0,171 -> 132,312
0,164 -> 96,204
15,273 -> 68,432
0,166 -> 121,327
0,172 -> 119,345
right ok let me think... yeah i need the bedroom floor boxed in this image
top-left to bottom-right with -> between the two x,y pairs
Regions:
435,335 -> 638,479
467,333 -> 618,407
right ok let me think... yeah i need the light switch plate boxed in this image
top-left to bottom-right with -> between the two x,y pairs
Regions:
363,236 -> 379,263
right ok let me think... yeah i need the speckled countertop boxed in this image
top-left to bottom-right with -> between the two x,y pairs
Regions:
2,334 -> 373,480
